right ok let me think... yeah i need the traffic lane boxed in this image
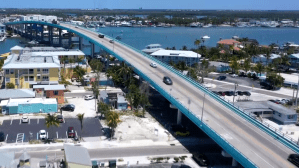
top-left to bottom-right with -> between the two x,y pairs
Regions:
67,25 -> 294,166
0,118 -> 103,143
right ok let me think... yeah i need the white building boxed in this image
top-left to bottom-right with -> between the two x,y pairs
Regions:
150,50 -> 201,66
251,54 -> 281,65
142,44 -> 164,54
0,23 -> 6,37
289,54 -> 299,67
20,15 -> 57,22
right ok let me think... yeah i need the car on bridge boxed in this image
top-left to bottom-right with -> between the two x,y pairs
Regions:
288,154 -> 299,167
98,34 -> 104,38
163,76 -> 173,85
109,40 -> 114,43
150,62 -> 157,68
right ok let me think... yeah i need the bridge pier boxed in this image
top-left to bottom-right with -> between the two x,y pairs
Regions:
30,24 -> 33,40
79,37 -> 83,50
221,150 -> 238,167
25,24 -> 28,38
177,110 -> 182,125
41,25 -> 44,42
68,33 -> 72,48
59,29 -> 62,47
91,43 -> 95,58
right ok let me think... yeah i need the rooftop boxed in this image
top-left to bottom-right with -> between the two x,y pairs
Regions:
30,50 -> 85,56
0,98 -> 57,107
0,150 -> 16,167
234,101 -> 271,113
279,73 -> 299,85
33,85 -> 66,91
0,89 -> 35,100
209,61 -> 230,67
268,101 -> 296,115
151,50 -> 201,58
64,144 -> 92,166
217,39 -> 241,45
290,54 -> 299,59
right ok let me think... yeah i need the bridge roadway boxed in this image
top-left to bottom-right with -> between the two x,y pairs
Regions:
64,24 -> 295,167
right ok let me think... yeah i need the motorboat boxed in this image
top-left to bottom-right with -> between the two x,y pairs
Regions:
190,22 -> 199,27
0,36 -> 6,42
28,40 -> 39,45
202,24 -> 212,28
232,36 -> 239,40
100,25 -> 106,28
201,35 -> 210,39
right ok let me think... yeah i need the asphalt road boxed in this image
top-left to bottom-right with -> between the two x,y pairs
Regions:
60,23 -> 296,167
0,118 -> 103,143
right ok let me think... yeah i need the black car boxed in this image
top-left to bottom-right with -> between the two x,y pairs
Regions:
224,91 -> 234,96
98,34 -> 104,38
218,91 -> 225,96
193,153 -> 209,166
242,91 -> 251,96
288,154 -> 299,167
212,91 -> 220,96
217,76 -> 226,80
0,132 -> 5,142
61,104 -> 75,112
163,76 -> 173,85
236,91 -> 244,96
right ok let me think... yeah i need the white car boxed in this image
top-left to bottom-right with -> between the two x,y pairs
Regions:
231,74 -> 238,78
84,95 -> 94,100
150,62 -> 157,68
39,130 -> 47,140
21,116 -> 29,123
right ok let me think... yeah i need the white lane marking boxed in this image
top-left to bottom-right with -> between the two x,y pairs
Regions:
5,134 -> 8,142
56,132 -> 58,139
37,118 -> 39,124
251,150 -> 274,168
28,118 -> 30,124
19,119 -> 21,125
44,147 -> 50,151
10,119 -> 13,125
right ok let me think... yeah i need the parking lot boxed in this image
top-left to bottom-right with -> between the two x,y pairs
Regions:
0,117 -> 103,143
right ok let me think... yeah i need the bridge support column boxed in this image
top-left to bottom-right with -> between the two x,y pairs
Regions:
49,26 -> 53,46
59,29 -> 62,47
30,24 -> 33,40
177,110 -> 182,125
91,43 -> 95,58
25,24 -> 28,38
232,158 -> 238,167
41,25 -> 44,42
79,37 -> 83,50
68,33 -> 72,49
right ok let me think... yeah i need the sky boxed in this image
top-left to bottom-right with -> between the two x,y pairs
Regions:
2,0 -> 299,10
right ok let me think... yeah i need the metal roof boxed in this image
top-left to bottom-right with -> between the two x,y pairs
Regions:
151,50 -> 201,58
33,85 -> 65,91
64,144 -> 92,166
0,150 -> 16,167
0,89 -> 35,100
10,45 -> 24,50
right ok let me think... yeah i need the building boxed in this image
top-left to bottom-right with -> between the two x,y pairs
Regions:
289,54 -> 299,68
0,22 -> 5,37
150,50 -> 201,66
100,90 -> 128,110
142,44 -> 164,54
2,51 -> 60,89
33,85 -> 66,104
64,144 -> 92,168
20,15 -> 57,22
0,89 -> 35,100
209,61 -> 230,72
217,39 -> 242,51
0,98 -> 57,115
0,150 -> 17,167
251,54 -> 281,65
235,101 -> 297,125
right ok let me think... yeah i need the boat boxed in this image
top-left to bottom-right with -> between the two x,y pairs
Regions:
142,44 -> 163,54
116,36 -> 121,40
218,24 -> 232,27
28,40 -> 39,45
0,36 -> 6,42
163,24 -> 171,28
202,24 -> 212,28
232,36 -> 239,40
100,25 -> 106,28
201,35 -> 210,39
190,22 -> 199,27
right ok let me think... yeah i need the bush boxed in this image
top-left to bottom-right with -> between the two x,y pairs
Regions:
156,157 -> 164,163
174,157 -> 179,163
118,158 -> 124,162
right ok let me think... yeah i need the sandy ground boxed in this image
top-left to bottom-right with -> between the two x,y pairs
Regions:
63,97 -> 97,118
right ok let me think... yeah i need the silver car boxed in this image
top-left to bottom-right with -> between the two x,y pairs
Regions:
21,116 -> 29,123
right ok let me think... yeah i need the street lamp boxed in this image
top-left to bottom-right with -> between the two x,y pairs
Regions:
200,93 -> 206,126
233,83 -> 238,105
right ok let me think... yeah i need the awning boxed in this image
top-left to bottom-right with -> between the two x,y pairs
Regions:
28,81 -> 37,84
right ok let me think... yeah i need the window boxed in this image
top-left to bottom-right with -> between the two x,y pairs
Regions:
42,69 -> 49,74
10,69 -> 14,74
5,69 -> 9,74
37,69 -> 40,72
5,77 -> 10,82
42,76 -> 49,81
24,76 -> 28,81
29,69 -> 34,74
54,91 -> 59,95
37,76 -> 40,80
278,113 -> 281,117
288,115 -> 295,119
29,76 -> 34,81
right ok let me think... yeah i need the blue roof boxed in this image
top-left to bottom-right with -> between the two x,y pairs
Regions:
0,89 -> 35,100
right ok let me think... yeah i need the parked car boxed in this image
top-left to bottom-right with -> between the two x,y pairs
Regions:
217,76 -> 226,80
218,91 -> 225,96
61,104 -> 75,111
242,91 -> 251,96
0,132 -> 5,142
109,40 -> 114,43
75,26 -> 78,28
84,95 -> 94,100
163,76 -> 173,85
150,62 -> 157,68
21,116 -> 29,123
224,91 -> 234,96
212,91 -> 220,96
56,115 -> 64,123
269,99 -> 280,104
236,91 -> 244,96
68,127 -> 75,138
39,130 -> 47,140
276,98 -> 290,105
288,154 -> 299,167
98,34 -> 104,38
231,74 -> 238,78
193,153 -> 209,166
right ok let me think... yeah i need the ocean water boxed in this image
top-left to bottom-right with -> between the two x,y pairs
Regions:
1,27 -> 299,55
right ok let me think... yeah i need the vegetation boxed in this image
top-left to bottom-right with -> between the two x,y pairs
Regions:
98,101 -> 110,118
45,114 -> 60,139
73,66 -> 86,85
77,113 -> 84,140
6,82 -> 15,89
266,73 -> 285,89
106,111 -> 121,139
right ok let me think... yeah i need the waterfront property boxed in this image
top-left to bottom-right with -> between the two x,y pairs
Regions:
251,54 -> 280,65
209,61 -> 231,72
150,50 -> 201,66
0,98 -> 57,115
217,39 -> 242,51
33,85 -> 66,104
2,51 -> 60,89
0,89 -> 35,101
0,23 -> 5,37
289,54 -> 299,68
142,44 -> 164,54
235,101 -> 297,125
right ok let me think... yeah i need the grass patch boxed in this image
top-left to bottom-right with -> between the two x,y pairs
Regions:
29,140 -> 42,144
55,139 -> 64,143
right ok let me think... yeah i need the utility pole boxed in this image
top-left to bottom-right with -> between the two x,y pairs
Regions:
296,73 -> 299,107
233,83 -> 238,105
201,94 -> 206,126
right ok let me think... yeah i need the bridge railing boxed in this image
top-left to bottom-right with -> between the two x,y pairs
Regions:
62,22 -> 299,153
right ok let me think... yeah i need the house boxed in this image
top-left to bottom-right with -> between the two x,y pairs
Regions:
0,89 -> 35,100
64,144 -> 92,168
142,44 -> 164,54
209,61 -> 230,72
83,73 -> 114,87
150,50 -> 201,66
251,54 -> 280,65
33,85 -> 66,104
20,15 -> 57,22
235,101 -> 297,125
289,54 -> 299,68
0,22 -> 5,37
100,90 -> 128,110
217,39 -> 241,51
2,51 -> 60,89
0,98 -> 57,115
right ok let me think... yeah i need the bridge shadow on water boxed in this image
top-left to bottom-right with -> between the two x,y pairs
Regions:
147,87 -> 244,168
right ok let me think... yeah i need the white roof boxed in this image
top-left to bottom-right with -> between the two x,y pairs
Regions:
6,98 -> 57,106
33,85 -> 65,90
290,54 -> 299,59
146,44 -> 162,47
64,144 -> 92,166
30,50 -> 85,57
257,54 -> 280,59
10,45 -> 23,50
280,73 -> 299,84
151,50 -> 201,58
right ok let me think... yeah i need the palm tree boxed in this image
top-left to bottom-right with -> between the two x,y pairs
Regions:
45,114 -> 60,139
61,57 -> 68,69
255,63 -> 264,76
77,113 -> 84,140
117,62 -> 131,82
194,39 -> 201,49
182,45 -> 188,50
69,58 -> 75,70
77,57 -> 84,66
106,111 -> 121,139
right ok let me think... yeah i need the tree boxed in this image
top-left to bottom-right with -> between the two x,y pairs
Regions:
73,66 -> 86,85
139,82 -> 151,117
45,114 -> 60,139
194,59 -> 209,83
60,57 -> 68,70
69,58 -> 75,70
77,113 -> 84,140
77,57 -> 84,66
243,59 -> 251,72
194,39 -> 201,49
255,63 -> 264,76
106,111 -> 121,139
229,56 -> 239,74
6,82 -> 15,89
266,73 -> 285,89
265,49 -> 271,65
98,101 -> 110,118
182,45 -> 188,50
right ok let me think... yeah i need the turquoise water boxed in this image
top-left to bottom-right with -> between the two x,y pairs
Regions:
1,27 -> 299,55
